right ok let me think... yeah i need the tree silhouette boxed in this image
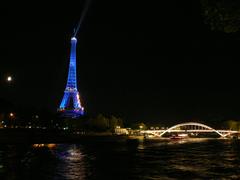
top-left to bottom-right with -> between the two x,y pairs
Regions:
201,0 -> 240,33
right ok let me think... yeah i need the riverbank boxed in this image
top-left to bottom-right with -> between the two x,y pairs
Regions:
0,128 -> 129,144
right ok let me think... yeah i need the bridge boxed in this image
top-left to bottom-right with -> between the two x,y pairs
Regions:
141,122 -> 239,138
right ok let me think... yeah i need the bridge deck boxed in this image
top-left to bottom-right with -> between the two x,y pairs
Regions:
143,130 -> 239,133
141,122 -> 239,138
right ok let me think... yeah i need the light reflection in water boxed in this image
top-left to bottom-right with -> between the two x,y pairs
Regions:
47,144 -> 57,149
55,145 -> 86,180
32,144 -> 45,148
1,139 -> 240,179
166,138 -> 211,145
32,144 -> 57,149
63,145 -> 84,161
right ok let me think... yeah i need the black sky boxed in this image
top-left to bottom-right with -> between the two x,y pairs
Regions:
1,0 -> 240,125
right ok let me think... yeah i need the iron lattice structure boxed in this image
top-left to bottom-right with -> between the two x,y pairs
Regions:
58,37 -> 84,117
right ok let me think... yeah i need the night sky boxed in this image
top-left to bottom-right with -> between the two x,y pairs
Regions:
1,1 -> 240,125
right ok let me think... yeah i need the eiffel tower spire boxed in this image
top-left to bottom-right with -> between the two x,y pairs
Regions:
58,37 -> 84,117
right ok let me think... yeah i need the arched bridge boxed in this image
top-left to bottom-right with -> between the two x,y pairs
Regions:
142,122 -> 239,138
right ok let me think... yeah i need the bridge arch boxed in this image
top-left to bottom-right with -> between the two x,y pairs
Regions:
159,122 -> 224,137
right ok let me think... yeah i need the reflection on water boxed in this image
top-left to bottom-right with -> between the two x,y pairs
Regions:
0,139 -> 240,179
54,145 -> 86,180
32,144 -> 57,149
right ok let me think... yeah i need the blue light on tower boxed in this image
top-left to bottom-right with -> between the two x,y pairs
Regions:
58,37 -> 84,117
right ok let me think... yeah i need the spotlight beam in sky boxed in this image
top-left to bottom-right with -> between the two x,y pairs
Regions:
73,0 -> 92,37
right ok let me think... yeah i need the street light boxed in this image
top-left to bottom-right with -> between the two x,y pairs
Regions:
7,76 -> 12,82
9,113 -> 14,117
9,112 -> 15,128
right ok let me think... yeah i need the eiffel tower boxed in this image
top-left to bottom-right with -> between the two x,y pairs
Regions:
58,36 -> 84,117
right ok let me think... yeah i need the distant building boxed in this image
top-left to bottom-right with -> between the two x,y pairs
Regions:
115,128 -> 129,135
0,114 -> 4,128
0,121 -> 3,128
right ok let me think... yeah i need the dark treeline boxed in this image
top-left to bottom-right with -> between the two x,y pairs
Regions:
62,114 -> 123,132
201,0 -> 240,33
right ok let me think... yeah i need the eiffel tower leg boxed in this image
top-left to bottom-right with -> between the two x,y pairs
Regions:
60,92 -> 70,110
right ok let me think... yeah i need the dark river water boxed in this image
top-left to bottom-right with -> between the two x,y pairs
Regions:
0,138 -> 240,180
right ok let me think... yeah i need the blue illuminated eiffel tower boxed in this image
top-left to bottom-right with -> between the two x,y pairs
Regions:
58,36 -> 84,117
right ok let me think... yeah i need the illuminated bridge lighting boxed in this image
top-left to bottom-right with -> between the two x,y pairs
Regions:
142,122 -> 239,138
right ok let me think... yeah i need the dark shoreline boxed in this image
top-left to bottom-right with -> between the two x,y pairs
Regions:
0,128 -> 129,144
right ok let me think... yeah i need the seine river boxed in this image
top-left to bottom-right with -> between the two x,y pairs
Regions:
0,138 -> 240,179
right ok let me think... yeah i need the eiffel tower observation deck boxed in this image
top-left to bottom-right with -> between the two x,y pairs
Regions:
58,37 -> 84,118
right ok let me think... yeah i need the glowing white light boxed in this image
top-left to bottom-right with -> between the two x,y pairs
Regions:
7,76 -> 12,82
178,134 -> 188,137
71,37 -> 77,41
